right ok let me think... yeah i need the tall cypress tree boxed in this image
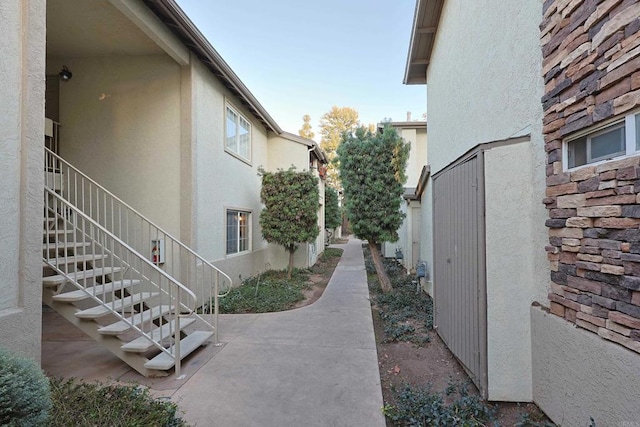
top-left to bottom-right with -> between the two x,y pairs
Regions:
337,125 -> 410,292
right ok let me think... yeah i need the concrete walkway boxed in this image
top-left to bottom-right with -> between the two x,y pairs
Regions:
173,237 -> 385,426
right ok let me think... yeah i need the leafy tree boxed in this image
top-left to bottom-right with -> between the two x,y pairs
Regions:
299,114 -> 315,140
319,106 -> 360,188
260,167 -> 320,278
337,125 -> 410,292
325,186 -> 341,231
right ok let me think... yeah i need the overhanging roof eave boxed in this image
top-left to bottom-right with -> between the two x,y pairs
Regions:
403,0 -> 444,86
145,0 -> 282,134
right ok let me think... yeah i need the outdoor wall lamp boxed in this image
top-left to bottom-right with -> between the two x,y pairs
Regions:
59,65 -> 72,82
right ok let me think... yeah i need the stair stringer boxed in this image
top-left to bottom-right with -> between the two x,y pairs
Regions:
42,287 -> 167,378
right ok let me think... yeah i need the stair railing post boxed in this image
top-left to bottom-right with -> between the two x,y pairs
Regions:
214,273 -> 219,345
175,289 -> 182,377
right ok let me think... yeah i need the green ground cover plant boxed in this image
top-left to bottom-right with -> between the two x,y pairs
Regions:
219,247 -> 343,314
382,381 -> 496,427
48,378 -> 188,427
313,248 -> 344,274
219,269 -> 311,313
364,245 -> 554,426
366,249 -> 433,346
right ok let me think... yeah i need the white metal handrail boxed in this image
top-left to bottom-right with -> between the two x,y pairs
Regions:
44,189 -> 195,374
44,147 -> 232,343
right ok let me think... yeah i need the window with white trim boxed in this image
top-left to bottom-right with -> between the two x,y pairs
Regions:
565,111 -> 640,169
225,104 -> 251,161
226,210 -> 250,255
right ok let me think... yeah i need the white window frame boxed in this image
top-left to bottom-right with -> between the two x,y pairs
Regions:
563,110 -> 640,171
225,208 -> 251,256
225,102 -> 252,163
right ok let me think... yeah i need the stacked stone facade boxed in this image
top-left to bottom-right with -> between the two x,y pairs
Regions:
541,0 -> 640,353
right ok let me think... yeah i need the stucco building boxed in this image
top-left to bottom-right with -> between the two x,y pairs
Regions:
405,0 -> 640,424
2,0 -> 326,375
379,118 -> 428,275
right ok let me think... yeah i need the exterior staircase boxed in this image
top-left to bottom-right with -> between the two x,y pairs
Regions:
43,147 -> 231,377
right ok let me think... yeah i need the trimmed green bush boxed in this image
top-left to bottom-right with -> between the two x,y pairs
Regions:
0,347 -> 51,426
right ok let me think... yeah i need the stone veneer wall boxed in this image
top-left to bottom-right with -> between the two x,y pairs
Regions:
541,0 -> 640,354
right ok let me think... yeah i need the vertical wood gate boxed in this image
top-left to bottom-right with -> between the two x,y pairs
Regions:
432,152 -> 488,397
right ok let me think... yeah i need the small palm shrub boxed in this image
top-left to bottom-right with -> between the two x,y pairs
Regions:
0,347 -> 51,426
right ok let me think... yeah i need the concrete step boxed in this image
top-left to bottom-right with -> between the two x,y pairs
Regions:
52,279 -> 141,302
121,317 -> 197,353
75,292 -> 159,319
144,330 -> 213,371
44,229 -> 75,237
43,267 -> 123,287
43,241 -> 90,252
97,305 -> 174,336
45,254 -> 108,267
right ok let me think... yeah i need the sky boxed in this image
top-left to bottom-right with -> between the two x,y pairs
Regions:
175,0 -> 426,139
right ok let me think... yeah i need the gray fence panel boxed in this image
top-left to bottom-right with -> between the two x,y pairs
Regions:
433,152 -> 487,397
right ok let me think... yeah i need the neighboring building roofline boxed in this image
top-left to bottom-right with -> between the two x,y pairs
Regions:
403,0 -> 444,85
414,165 -> 431,199
378,121 -> 427,130
403,187 -> 419,201
279,131 -> 315,148
145,0 -> 283,134
278,131 -> 328,164
311,145 -> 328,164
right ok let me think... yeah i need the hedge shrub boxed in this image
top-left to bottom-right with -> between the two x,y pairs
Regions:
0,347 -> 51,426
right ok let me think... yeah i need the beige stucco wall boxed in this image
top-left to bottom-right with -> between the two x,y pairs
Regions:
531,306 -> 640,425
427,0 -> 543,174
0,0 -> 45,361
386,200 -> 422,273
383,202 -> 408,262
484,141 -> 544,401
403,127 -> 427,187
426,0 -> 547,400
189,59 -> 271,282
419,183 -> 434,296
267,135 -> 309,171
52,54 -> 182,237
383,125 -> 427,270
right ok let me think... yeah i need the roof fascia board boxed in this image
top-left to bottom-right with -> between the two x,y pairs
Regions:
403,0 -> 423,84
279,131 -> 314,147
414,165 -> 431,198
382,121 -> 427,129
